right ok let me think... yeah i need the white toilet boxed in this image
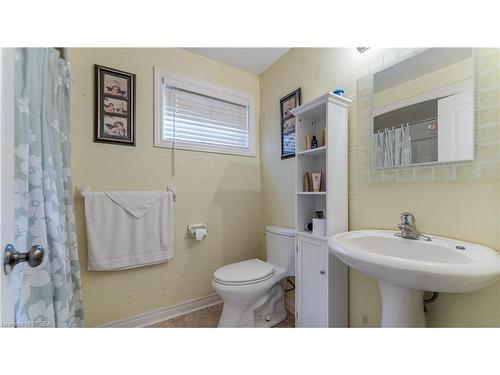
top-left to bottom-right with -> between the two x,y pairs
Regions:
212,226 -> 295,327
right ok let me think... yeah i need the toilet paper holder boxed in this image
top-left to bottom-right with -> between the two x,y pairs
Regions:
187,224 -> 208,241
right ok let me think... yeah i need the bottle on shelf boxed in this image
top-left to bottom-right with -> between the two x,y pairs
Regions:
311,136 -> 318,149
306,134 -> 312,150
311,172 -> 322,192
303,172 -> 311,192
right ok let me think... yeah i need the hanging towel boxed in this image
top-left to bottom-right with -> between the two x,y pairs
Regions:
84,191 -> 174,271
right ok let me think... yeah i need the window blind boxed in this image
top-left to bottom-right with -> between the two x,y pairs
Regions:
163,86 -> 250,151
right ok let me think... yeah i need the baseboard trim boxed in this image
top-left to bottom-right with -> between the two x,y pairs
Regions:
100,293 -> 222,328
285,296 -> 295,314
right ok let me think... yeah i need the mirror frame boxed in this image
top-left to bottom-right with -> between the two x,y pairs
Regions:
370,48 -> 475,170
357,48 -> 500,183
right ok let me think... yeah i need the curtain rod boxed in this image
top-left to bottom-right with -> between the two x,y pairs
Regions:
374,116 -> 437,133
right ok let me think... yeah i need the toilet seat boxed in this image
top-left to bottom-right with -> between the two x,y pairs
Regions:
213,259 -> 275,286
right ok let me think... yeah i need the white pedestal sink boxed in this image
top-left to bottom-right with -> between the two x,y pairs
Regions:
328,230 -> 500,327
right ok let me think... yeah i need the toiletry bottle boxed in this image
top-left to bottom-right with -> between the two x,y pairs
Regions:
306,134 -> 312,150
311,136 -> 318,149
303,173 -> 311,192
311,172 -> 322,192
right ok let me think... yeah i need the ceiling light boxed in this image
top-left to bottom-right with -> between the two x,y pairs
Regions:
356,47 -> 370,53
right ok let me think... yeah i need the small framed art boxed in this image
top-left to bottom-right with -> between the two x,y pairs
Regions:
280,88 -> 301,159
94,65 -> 136,146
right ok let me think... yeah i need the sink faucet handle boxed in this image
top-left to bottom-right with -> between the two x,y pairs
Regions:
400,212 -> 416,225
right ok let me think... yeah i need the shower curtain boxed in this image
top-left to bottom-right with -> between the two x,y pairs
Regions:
373,124 -> 412,168
13,48 -> 84,327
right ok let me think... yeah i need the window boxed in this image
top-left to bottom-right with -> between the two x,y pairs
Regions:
155,71 -> 255,156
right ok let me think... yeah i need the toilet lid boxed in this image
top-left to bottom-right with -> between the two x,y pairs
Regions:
214,259 -> 275,284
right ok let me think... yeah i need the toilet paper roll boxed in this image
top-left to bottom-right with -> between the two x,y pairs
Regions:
312,218 -> 326,236
194,228 -> 207,241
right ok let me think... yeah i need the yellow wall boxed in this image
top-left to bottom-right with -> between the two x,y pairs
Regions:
260,48 -> 500,327
72,47 -> 500,327
71,48 -> 261,327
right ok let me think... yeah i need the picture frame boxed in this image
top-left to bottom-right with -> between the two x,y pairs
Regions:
94,65 -> 136,146
280,88 -> 301,159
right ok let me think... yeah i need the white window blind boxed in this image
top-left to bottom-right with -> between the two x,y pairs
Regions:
162,85 -> 251,153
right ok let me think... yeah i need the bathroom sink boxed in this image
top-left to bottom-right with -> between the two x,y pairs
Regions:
329,230 -> 500,293
328,230 -> 500,327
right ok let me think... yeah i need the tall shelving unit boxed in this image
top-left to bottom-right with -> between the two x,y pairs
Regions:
291,92 -> 351,327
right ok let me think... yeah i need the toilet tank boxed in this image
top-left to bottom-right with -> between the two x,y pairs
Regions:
265,226 -> 295,277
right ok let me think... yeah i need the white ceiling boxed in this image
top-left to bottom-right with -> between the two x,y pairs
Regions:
186,48 -> 289,74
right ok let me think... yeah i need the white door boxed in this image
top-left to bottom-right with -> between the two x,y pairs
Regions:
297,235 -> 328,327
438,90 -> 474,163
0,48 -> 16,326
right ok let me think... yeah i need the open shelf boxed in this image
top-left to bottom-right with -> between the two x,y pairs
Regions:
296,146 -> 327,157
296,193 -> 326,234
297,154 -> 326,193
295,117 -> 326,154
295,92 -> 351,239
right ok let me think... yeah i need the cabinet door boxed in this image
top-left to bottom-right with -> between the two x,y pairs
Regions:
297,235 -> 328,327
438,90 -> 474,162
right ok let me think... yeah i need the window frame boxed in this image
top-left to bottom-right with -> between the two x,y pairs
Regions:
154,69 -> 256,157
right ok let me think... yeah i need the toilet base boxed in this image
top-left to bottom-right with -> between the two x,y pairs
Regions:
217,282 -> 286,328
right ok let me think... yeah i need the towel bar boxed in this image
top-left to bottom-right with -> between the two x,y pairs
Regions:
76,186 -> 177,201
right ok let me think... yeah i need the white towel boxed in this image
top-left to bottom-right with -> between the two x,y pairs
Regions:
84,191 -> 174,271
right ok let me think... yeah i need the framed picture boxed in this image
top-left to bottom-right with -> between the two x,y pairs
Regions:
280,88 -> 301,159
95,65 -> 136,146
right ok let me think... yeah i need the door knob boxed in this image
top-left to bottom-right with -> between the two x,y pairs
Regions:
3,244 -> 44,275
320,270 -> 326,275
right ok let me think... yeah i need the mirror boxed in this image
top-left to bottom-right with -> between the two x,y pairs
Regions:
371,48 -> 474,169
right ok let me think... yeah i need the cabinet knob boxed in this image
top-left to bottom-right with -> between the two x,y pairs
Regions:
320,270 -> 325,275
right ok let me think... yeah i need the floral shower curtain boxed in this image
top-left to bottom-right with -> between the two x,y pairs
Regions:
373,124 -> 412,168
14,48 -> 84,327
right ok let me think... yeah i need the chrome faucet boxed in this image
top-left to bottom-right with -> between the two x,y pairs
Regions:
396,212 -> 431,241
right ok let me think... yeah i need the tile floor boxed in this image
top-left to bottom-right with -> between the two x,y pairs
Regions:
147,303 -> 295,328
